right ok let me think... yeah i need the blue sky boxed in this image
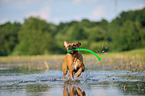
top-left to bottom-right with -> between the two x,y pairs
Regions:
0,0 -> 145,24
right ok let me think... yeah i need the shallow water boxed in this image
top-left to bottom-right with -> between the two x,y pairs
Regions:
0,67 -> 145,96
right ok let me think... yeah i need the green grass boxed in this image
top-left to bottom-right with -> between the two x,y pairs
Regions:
82,48 -> 145,71
0,49 -> 145,71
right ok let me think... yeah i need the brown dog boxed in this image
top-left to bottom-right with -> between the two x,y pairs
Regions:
62,41 -> 85,79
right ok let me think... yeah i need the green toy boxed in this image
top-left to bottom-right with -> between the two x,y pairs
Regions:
67,48 -> 101,61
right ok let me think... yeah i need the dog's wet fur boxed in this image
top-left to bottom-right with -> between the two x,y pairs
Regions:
62,41 -> 85,79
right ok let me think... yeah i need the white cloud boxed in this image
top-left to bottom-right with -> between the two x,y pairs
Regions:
86,0 -> 100,2
25,0 -> 52,3
27,7 -> 51,21
73,0 -> 105,3
0,0 -> 10,3
74,16 -> 82,21
0,19 -> 9,24
133,4 -> 145,10
92,6 -> 106,19
0,18 -> 25,24
119,4 -> 145,14
1,0 -> 101,3
53,17 -> 63,25
0,0 -> 52,3
73,0 -> 82,3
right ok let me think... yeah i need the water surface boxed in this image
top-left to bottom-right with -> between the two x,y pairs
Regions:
0,67 -> 144,96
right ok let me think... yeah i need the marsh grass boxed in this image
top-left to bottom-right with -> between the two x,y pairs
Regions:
0,49 -> 145,72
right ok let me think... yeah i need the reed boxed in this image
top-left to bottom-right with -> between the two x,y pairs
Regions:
0,49 -> 144,72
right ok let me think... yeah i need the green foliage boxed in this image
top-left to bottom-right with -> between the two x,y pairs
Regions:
0,8 -> 145,56
13,17 -> 56,55
109,8 -> 145,51
0,22 -> 21,56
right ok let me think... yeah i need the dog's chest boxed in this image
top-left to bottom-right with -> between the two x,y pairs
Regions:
73,58 -> 81,70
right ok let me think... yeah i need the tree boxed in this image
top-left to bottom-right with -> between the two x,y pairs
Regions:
13,17 -> 56,55
0,22 -> 21,56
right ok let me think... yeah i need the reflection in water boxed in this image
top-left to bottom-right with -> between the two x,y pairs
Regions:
63,82 -> 86,96
0,79 -> 145,96
0,68 -> 145,96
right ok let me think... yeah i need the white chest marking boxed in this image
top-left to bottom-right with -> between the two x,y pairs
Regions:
74,61 -> 80,70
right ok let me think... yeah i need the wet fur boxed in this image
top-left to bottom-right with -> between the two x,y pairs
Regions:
62,41 -> 85,79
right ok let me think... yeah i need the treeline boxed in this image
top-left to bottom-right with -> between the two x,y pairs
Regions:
0,8 -> 145,56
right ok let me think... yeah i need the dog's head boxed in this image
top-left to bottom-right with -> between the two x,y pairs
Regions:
64,41 -> 81,52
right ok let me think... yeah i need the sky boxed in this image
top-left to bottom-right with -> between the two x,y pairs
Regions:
0,0 -> 145,25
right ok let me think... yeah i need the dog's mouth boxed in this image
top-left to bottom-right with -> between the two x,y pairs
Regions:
68,45 -> 77,54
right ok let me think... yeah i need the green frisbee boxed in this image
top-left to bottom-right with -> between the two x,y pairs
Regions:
67,48 -> 101,61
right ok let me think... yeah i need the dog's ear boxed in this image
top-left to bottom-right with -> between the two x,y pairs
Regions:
77,41 -> 81,47
64,41 -> 68,48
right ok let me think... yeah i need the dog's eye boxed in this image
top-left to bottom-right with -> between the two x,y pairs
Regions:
77,43 -> 81,46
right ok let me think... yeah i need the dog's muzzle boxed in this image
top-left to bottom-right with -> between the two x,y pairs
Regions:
68,46 -> 77,54
68,46 -> 75,50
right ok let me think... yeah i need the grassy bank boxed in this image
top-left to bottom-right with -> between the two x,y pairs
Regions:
0,49 -> 145,72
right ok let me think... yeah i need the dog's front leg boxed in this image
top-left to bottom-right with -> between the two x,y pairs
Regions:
67,54 -> 75,79
76,65 -> 85,77
62,56 -> 68,79
69,66 -> 74,79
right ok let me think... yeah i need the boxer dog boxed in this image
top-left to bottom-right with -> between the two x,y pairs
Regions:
62,41 -> 85,79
